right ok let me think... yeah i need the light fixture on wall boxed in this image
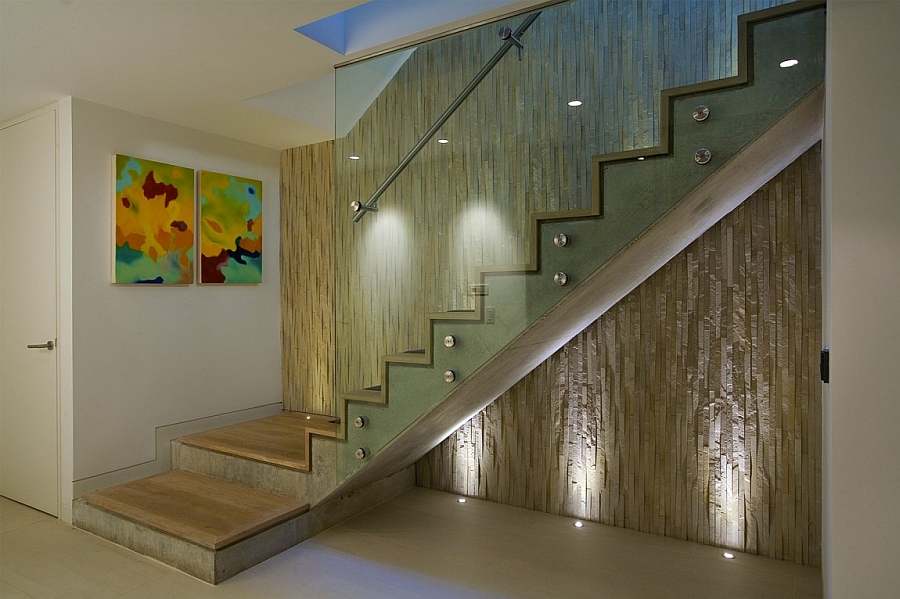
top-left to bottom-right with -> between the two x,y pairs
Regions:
437,138 -> 450,144
779,58 -> 799,68
722,552 -> 735,559
567,99 -> 583,107
348,154 -> 361,160
573,521 -> 584,528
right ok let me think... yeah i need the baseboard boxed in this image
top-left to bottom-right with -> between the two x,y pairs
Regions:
58,501 -> 73,524
71,403 -> 283,499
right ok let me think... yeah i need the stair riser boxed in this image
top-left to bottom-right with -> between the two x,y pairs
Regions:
73,499 -> 310,584
173,441 -> 303,498
172,437 -> 339,505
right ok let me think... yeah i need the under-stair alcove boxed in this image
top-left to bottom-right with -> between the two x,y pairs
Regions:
418,143 -> 823,565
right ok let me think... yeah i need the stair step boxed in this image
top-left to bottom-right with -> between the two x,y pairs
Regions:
80,470 -> 308,550
344,388 -> 382,402
74,470 -> 312,583
179,412 -> 337,472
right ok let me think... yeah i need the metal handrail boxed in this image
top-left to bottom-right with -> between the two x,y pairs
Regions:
351,11 -> 542,222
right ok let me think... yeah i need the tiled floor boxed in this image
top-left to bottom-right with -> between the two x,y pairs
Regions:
1,487 -> 822,598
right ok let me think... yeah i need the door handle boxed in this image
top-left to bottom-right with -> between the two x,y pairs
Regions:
27,340 -> 54,351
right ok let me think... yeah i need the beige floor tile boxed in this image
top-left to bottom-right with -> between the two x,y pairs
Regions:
0,497 -> 53,534
0,487 -> 823,599
1,579 -> 35,599
1,519 -> 170,599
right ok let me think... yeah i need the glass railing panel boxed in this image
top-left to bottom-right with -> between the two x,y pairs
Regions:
333,12 -> 538,407
332,0 -> 809,482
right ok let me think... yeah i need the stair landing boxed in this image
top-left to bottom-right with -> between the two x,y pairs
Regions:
179,412 -> 338,472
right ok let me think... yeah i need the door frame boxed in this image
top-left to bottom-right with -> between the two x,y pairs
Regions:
1,100 -> 74,522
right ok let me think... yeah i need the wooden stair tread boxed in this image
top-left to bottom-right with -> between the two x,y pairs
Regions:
81,470 -> 309,550
179,412 -> 337,471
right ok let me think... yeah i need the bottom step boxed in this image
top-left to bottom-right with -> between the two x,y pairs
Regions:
74,470 -> 310,584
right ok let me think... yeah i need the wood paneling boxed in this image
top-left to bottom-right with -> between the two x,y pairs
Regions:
280,142 -> 335,414
417,144 -> 822,565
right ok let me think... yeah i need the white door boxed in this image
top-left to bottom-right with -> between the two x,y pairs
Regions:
0,110 -> 60,516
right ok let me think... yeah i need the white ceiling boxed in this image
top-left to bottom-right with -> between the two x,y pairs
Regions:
0,0 -> 549,150
0,0 -> 365,150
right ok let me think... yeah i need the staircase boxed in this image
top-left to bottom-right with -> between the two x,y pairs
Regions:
74,413 -> 338,584
73,1 -> 825,584
329,2 -> 826,498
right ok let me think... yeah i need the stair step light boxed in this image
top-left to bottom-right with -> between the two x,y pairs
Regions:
553,233 -> 569,247
444,335 -> 457,348
353,416 -> 366,428
443,370 -> 457,383
355,448 -> 367,459
554,272 -> 569,286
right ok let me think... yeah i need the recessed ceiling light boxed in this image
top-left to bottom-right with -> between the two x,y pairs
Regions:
568,100 -> 583,107
306,415 -> 311,419
779,59 -> 799,68
437,138 -> 450,144
348,155 -> 360,160
573,521 -> 584,528
722,552 -> 735,559
458,498 -> 467,503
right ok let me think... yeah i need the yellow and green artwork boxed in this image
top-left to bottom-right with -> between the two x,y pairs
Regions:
114,155 -> 194,284
198,171 -> 262,284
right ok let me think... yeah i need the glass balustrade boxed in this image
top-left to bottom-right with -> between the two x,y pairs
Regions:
330,0 -> 820,483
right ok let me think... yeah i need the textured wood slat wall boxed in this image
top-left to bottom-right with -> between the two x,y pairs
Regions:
331,0 -> 786,398
280,142 -> 335,414
417,144 -> 822,565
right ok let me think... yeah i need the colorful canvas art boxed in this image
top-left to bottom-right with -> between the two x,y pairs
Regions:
198,171 -> 262,284
114,155 -> 194,284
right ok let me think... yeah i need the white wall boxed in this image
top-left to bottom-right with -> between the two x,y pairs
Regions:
825,1 -> 900,597
69,98 -> 282,481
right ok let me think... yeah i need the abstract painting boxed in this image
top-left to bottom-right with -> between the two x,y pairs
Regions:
114,155 -> 194,284
198,171 -> 262,284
